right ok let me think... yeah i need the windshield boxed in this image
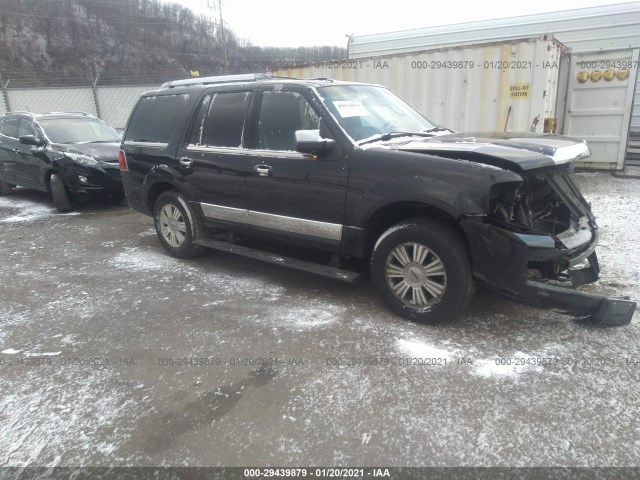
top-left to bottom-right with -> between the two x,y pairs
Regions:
316,85 -> 437,143
39,118 -> 121,144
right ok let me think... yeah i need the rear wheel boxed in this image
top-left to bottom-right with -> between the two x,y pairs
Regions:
50,173 -> 74,212
153,190 -> 205,258
371,218 -> 475,324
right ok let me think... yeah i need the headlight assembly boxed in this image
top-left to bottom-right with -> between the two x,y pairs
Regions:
66,152 -> 100,166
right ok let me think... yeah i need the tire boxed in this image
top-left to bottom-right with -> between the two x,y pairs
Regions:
153,190 -> 205,258
370,218 -> 475,324
0,173 -> 13,196
111,192 -> 128,206
50,173 -> 74,212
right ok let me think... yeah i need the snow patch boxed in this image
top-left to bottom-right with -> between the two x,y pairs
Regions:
472,352 -> 544,380
373,223 -> 413,251
396,338 -> 458,359
1,348 -> 22,354
109,248 -> 176,271
0,197 -> 79,223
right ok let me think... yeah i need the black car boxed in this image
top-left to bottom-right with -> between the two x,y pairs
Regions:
119,74 -> 636,325
0,112 -> 124,211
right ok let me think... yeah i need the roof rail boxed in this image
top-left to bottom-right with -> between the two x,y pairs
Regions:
160,73 -> 271,89
1,111 -> 94,117
42,111 -> 94,116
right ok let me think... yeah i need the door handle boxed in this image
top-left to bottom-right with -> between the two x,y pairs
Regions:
254,164 -> 273,177
179,157 -> 193,167
11,148 -> 19,153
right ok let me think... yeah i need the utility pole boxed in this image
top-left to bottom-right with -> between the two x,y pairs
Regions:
88,66 -> 102,119
218,0 -> 229,73
345,33 -> 354,60
0,71 -> 11,112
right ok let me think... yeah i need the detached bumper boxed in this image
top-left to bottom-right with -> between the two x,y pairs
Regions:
460,220 -> 636,326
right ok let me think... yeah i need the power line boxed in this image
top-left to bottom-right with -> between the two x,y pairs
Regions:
0,10 -> 177,24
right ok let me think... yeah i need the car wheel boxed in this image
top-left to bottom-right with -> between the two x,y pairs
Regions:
0,173 -> 14,195
370,218 -> 475,324
111,192 -> 128,206
50,173 -> 74,212
153,190 -> 205,258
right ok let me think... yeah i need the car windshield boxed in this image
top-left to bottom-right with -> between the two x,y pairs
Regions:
39,118 -> 121,144
316,85 -> 437,143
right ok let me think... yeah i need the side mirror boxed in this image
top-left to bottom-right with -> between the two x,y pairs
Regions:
19,135 -> 44,146
295,130 -> 335,154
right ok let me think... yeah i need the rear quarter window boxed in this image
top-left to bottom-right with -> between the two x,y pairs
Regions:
125,94 -> 191,144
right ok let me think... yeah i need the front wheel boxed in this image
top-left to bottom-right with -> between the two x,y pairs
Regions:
371,218 -> 475,324
0,173 -> 14,196
50,173 -> 74,212
153,190 -> 205,258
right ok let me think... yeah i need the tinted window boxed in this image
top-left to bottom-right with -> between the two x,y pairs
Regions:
0,117 -> 19,138
125,94 -> 191,144
258,91 -> 319,151
189,92 -> 250,148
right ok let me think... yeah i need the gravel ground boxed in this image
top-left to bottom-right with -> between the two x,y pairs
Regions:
0,172 -> 639,468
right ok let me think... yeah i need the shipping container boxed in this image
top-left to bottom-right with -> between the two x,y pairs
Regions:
274,36 -> 569,135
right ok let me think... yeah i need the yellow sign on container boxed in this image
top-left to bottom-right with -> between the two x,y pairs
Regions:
509,83 -> 530,99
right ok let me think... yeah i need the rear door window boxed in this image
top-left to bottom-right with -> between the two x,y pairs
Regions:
125,94 -> 191,144
189,91 -> 251,148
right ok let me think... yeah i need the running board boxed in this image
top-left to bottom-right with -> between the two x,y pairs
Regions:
193,238 -> 361,284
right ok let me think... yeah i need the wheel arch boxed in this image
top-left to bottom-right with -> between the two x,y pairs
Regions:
362,201 -> 472,261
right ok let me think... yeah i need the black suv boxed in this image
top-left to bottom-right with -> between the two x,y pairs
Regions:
0,112 -> 124,211
120,74 -> 635,325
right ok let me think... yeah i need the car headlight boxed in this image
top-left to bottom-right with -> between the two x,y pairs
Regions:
67,152 -> 100,166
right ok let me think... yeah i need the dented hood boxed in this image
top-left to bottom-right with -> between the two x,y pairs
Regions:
372,132 -> 591,171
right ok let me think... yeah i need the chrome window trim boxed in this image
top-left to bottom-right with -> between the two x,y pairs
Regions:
199,202 -> 342,241
250,149 -> 309,159
186,145 -> 252,154
122,141 -> 169,149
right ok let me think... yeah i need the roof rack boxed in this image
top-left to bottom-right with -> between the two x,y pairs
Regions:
160,73 -> 271,89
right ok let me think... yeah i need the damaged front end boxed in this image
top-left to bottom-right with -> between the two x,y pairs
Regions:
460,164 -> 636,325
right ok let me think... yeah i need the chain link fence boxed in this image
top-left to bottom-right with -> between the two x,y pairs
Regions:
0,83 -> 157,129
97,86 -> 156,129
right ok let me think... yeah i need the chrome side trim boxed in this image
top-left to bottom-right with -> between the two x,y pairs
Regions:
249,210 -> 342,241
200,203 -> 248,224
198,202 -> 342,241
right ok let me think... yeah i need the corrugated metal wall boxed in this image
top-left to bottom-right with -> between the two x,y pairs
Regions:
277,37 -> 563,133
349,3 -> 640,58
0,85 -> 156,129
633,68 -> 640,130
628,66 -> 640,164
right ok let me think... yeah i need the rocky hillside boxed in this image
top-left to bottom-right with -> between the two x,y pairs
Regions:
0,0 -> 344,87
